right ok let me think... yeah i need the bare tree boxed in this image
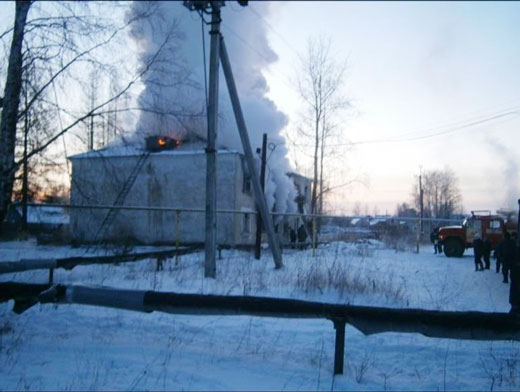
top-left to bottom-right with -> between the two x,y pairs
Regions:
396,202 -> 418,218
295,36 -> 349,215
412,168 -> 462,219
0,2 -> 176,229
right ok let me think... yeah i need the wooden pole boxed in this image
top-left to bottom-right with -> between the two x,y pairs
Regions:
219,37 -> 283,269
254,133 -> 267,259
204,3 -> 221,278
312,216 -> 317,257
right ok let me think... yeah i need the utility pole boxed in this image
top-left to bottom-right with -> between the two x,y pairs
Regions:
204,2 -> 222,278
254,133 -> 267,259
419,170 -> 424,233
417,168 -> 424,253
220,37 -> 283,269
184,0 -> 282,270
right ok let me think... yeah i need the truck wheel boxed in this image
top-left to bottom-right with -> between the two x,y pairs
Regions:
444,238 -> 464,258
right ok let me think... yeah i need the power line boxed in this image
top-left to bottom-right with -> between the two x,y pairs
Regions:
282,106 -> 520,148
351,108 -> 519,146
220,22 -> 296,92
247,5 -> 301,59
222,10 -> 520,149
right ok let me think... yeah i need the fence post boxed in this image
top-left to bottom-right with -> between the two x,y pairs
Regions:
416,218 -> 420,254
332,318 -> 346,375
175,210 -> 180,266
48,268 -> 54,284
312,215 -> 317,257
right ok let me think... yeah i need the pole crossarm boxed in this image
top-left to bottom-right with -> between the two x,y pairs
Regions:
0,247 -> 197,274
2,282 -> 520,341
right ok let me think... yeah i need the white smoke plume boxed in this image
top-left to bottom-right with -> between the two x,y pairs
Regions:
487,139 -> 519,210
126,1 -> 297,214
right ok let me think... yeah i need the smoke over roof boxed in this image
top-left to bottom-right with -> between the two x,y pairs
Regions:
126,1 -> 297,214
487,139 -> 519,210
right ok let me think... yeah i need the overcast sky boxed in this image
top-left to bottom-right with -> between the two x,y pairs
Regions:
251,1 -> 520,215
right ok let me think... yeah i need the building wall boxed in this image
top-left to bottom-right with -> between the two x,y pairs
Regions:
70,151 -> 256,245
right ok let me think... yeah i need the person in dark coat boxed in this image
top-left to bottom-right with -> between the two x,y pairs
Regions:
473,237 -> 484,271
509,235 -> 520,314
494,248 -> 500,273
430,227 -> 441,254
482,238 -> 492,270
501,232 -> 516,283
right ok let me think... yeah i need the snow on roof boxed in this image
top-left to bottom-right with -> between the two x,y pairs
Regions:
69,145 -> 240,160
369,218 -> 387,226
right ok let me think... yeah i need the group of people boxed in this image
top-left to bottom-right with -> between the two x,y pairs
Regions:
473,233 -> 520,314
472,233 -> 516,282
472,237 -> 492,271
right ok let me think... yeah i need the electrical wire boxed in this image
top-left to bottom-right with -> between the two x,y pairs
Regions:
219,6 -> 520,150
220,22 -> 296,92
199,10 -> 209,111
281,106 -> 520,149
247,5 -> 301,59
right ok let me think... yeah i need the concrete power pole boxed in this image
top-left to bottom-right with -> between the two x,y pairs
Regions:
204,3 -> 222,278
220,37 -> 283,269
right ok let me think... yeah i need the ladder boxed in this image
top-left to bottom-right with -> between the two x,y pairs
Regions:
87,152 -> 150,252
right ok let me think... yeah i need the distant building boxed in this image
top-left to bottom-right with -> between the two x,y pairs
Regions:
6,204 -> 69,230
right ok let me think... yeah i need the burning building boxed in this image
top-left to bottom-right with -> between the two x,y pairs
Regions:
68,137 -> 311,246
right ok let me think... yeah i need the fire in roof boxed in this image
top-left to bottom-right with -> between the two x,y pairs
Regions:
145,136 -> 180,152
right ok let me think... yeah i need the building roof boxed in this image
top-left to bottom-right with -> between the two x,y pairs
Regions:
68,145 -> 241,160
287,172 -> 313,183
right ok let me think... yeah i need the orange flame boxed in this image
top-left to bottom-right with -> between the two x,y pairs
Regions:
158,138 -> 167,146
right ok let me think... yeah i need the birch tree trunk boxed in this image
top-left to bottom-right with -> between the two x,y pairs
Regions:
0,1 -> 32,227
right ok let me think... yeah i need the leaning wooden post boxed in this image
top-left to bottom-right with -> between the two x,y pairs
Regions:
219,36 -> 283,269
332,318 -> 346,375
48,268 -> 54,284
175,210 -> 180,266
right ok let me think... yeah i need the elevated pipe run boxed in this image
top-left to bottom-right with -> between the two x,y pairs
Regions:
2,282 -> 520,374
0,247 -> 196,274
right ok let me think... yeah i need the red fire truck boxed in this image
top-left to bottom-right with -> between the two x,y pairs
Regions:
438,210 -> 517,257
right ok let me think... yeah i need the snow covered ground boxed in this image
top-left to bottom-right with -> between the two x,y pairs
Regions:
1,239 -> 518,391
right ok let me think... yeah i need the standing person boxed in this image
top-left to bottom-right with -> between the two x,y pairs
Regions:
431,227 -> 439,254
509,234 -> 520,314
501,232 -> 515,283
473,237 -> 484,271
482,238 -> 492,270
495,243 -> 503,274
511,200 -> 520,315
436,239 -> 443,255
